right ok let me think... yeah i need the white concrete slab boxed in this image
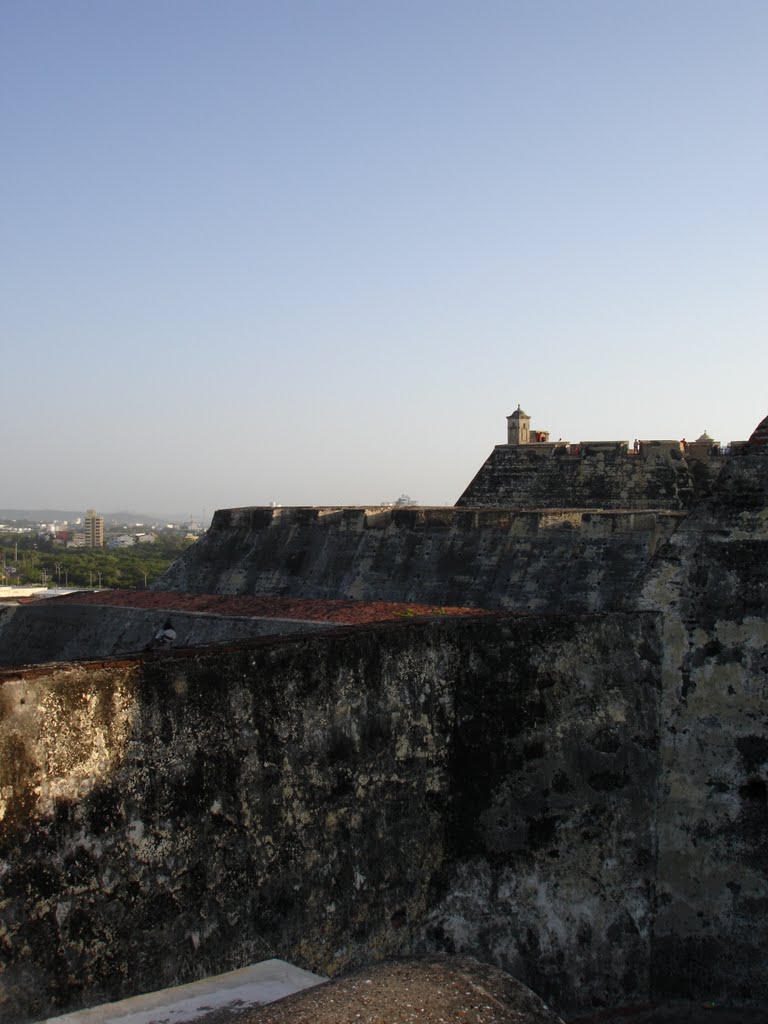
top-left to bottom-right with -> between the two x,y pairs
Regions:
43,959 -> 328,1024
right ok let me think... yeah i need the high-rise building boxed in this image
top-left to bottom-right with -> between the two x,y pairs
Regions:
84,509 -> 104,548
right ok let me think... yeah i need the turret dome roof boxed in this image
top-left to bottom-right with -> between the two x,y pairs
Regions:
748,414 -> 768,445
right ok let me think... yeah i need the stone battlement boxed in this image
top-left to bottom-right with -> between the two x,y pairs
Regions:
493,437 -> 729,459
456,438 -> 729,510
160,505 -> 684,613
211,504 -> 683,532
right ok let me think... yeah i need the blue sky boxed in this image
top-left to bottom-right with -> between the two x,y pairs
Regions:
2,0 -> 766,515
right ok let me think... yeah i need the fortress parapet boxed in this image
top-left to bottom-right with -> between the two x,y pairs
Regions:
458,406 -> 732,510
167,505 -> 683,613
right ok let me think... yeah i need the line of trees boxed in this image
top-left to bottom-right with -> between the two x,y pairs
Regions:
0,535 -> 194,590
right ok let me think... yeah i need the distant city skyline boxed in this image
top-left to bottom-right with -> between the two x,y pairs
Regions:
0,508 -> 206,526
3,1 -> 766,511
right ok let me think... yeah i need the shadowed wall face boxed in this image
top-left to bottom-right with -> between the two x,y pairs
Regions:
0,614 -> 659,1023
626,450 -> 768,1003
418,613 -> 662,1014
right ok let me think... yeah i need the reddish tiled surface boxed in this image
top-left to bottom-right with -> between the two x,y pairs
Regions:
45,590 -> 489,625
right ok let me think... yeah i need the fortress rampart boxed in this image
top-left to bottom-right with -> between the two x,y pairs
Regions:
3,413 -> 768,1022
146,441 -> 768,1012
458,406 -> 734,510
456,439 -> 728,509
156,505 -> 684,612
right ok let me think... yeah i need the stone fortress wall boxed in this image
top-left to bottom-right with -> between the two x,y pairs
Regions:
148,410 -> 768,1013
2,407 -> 768,1023
622,444 -> 768,1001
155,505 -> 683,613
0,613 -> 662,1022
457,405 -> 733,510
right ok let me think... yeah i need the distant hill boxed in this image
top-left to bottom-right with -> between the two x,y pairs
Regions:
0,509 -> 195,526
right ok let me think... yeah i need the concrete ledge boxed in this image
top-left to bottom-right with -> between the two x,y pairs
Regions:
43,960 -> 327,1024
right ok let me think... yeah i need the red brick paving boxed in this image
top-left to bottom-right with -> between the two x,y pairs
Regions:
46,590 -> 490,625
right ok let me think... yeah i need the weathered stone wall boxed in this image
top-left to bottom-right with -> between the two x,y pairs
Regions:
456,443 -> 725,510
624,448 -> 768,1004
0,626 -> 452,1022
0,603 -> 335,667
154,506 -> 683,613
417,613 -> 662,1015
0,614 -> 660,1023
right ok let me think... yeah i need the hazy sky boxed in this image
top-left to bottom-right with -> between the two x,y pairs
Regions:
2,1 -> 766,516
